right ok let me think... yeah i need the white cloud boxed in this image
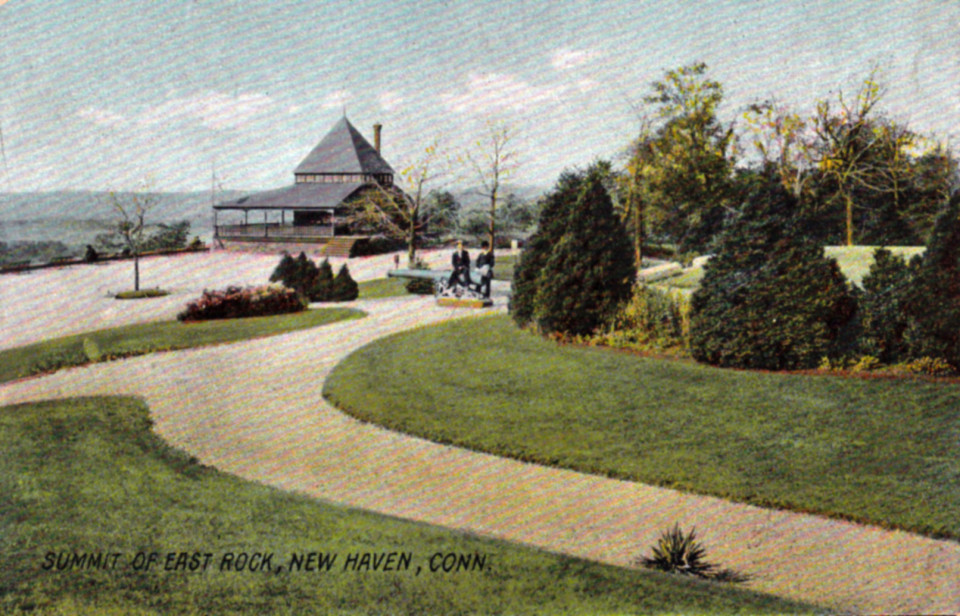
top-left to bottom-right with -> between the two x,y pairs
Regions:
135,92 -> 274,130
76,106 -> 127,127
378,91 -> 404,112
551,48 -> 598,71
320,89 -> 351,111
440,73 -> 562,114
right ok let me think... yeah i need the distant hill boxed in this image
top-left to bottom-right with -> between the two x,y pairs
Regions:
0,190 -> 244,248
451,184 -> 547,210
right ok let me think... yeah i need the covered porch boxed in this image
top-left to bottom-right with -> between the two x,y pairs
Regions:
213,182 -> 366,243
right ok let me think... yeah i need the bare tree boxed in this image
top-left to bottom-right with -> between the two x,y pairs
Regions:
99,185 -> 159,291
463,119 -> 519,252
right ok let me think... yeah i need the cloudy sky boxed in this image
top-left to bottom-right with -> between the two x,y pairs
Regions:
1,0 -> 957,193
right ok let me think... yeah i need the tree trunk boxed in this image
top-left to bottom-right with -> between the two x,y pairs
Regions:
845,193 -> 854,246
134,255 -> 140,291
488,192 -> 497,255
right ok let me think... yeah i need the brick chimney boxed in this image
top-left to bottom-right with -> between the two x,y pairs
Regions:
373,123 -> 382,153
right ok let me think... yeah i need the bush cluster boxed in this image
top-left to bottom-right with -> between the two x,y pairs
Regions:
682,178 -> 960,373
511,162 -> 635,336
270,252 -> 359,302
177,285 -> 305,321
690,178 -> 857,370
592,285 -> 690,353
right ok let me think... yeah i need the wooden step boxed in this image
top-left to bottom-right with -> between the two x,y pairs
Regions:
324,237 -> 359,258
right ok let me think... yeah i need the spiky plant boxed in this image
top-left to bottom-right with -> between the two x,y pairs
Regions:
639,524 -> 717,578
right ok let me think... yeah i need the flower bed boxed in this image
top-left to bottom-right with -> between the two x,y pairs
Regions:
177,284 -> 305,321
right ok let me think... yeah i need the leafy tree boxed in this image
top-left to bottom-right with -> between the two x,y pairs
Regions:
628,63 -> 737,254
530,162 -> 635,336
510,169 -> 589,328
330,264 -> 359,301
269,253 -> 297,285
904,193 -> 960,368
349,140 -> 450,265
425,189 -> 460,237
690,176 -> 857,370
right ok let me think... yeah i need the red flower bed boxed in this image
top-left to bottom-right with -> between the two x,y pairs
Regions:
177,284 -> 306,321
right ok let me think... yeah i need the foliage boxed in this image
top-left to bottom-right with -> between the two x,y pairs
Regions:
330,264 -> 359,301
858,248 -> 914,362
0,240 -> 73,265
177,285 -> 305,321
690,176 -> 857,370
592,284 -> 690,353
310,257 -> 335,301
405,258 -> 435,295
326,314 -> 960,540
903,193 -> 960,368
742,70 -> 957,246
901,356 -> 956,377
512,169 -> 595,327
142,220 -> 191,251
83,244 -> 99,262
348,140 -> 451,263
531,162 -> 636,336
625,62 -> 737,254
270,253 -> 356,302
638,524 -> 717,578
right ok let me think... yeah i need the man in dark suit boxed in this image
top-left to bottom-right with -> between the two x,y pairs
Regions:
476,240 -> 494,298
449,240 -> 470,288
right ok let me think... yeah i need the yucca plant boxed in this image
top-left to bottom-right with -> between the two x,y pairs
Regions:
639,524 -> 717,578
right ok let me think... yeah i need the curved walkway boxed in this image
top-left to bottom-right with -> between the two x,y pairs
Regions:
3,295 -> 960,613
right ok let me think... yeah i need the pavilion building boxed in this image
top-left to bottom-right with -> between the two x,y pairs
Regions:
214,117 -> 397,255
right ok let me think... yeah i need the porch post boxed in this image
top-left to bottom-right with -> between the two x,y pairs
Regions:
330,210 -> 336,237
213,209 -> 218,238
264,211 -> 268,237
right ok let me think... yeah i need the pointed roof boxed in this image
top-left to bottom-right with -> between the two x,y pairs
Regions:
294,117 -> 395,176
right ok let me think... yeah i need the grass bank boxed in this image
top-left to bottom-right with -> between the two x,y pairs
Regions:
0,396 -> 812,614
357,276 -> 409,299
324,315 -> 960,539
0,307 -> 364,383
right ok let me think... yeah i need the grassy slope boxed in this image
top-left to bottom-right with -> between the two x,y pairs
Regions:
0,397 -> 812,615
0,308 -> 364,383
324,315 -> 960,539
656,246 -> 926,292
357,277 -> 410,299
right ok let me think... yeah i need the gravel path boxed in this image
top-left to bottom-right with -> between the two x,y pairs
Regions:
3,252 -> 960,613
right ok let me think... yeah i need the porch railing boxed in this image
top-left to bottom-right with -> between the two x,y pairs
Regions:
215,224 -> 335,240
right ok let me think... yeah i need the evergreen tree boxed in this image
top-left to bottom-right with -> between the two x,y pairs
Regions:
531,162 -> 636,336
690,176 -> 856,369
330,264 -> 359,301
904,192 -> 960,367
510,169 -> 587,327
269,253 -> 296,285
308,257 -> 335,302
859,248 -> 914,362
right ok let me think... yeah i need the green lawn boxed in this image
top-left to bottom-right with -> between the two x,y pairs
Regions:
357,276 -> 410,299
325,315 -> 960,540
0,396 -> 813,615
0,307 -> 364,383
493,252 -> 519,281
655,246 -> 927,293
